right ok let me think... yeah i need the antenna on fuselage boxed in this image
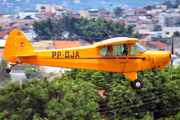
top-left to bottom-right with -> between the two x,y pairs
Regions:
104,30 -> 112,38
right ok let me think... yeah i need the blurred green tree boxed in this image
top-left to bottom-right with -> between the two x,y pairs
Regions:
0,79 -> 102,119
0,59 -> 11,87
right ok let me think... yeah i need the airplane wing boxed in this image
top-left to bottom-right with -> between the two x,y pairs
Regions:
94,37 -> 139,47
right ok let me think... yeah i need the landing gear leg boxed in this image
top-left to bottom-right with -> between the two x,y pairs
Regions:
6,63 -> 18,73
152,68 -> 156,72
130,79 -> 143,89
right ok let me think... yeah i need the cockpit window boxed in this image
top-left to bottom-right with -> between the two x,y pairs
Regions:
130,46 -> 139,55
99,46 -> 111,56
134,43 -> 147,53
112,45 -> 129,56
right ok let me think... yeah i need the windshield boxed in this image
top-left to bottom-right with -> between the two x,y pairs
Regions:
134,43 -> 147,53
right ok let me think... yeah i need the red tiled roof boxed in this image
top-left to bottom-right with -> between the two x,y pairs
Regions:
148,41 -> 167,49
0,21 -> 10,27
138,20 -> 151,25
128,16 -> 139,19
138,40 -> 147,48
136,9 -> 147,12
57,16 -> 64,19
99,10 -> 110,13
0,14 -> 4,18
140,34 -> 150,39
44,12 -> 53,17
104,17 -> 114,21
2,27 -> 15,32
0,51 -> 4,57
0,32 -> 8,37
138,28 -> 149,30
71,15 -> 81,18
151,13 -> 159,16
122,9 -> 134,13
53,40 -> 81,49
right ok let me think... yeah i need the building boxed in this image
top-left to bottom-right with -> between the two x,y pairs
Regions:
162,27 -> 180,38
65,9 -> 76,16
136,9 -> 147,15
88,9 -> 99,19
51,6 -> 66,16
53,40 -> 91,49
0,15 -> 14,23
36,4 -> 51,13
33,41 -> 55,50
19,10 -> 39,19
126,16 -> 140,27
147,41 -> 167,50
99,10 -> 111,18
122,9 -> 135,17
159,9 -> 180,27
164,15 -> 180,27
140,34 -> 151,41
78,9 -> 89,18
0,32 -> 8,39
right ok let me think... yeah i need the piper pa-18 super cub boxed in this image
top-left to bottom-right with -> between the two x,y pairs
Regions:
4,30 -> 177,89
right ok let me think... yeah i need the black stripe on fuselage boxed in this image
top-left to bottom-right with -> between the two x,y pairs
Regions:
48,57 -> 146,60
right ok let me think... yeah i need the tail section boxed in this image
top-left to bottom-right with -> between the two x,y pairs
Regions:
4,29 -> 35,63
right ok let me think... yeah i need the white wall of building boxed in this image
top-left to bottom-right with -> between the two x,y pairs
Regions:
19,12 -> 36,19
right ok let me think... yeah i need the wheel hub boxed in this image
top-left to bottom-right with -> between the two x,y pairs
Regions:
135,82 -> 141,87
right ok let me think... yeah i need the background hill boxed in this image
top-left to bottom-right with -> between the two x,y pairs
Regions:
0,0 -> 176,14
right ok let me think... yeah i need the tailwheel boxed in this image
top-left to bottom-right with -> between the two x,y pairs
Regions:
130,79 -> 143,89
6,68 -> 11,73
6,63 -> 19,74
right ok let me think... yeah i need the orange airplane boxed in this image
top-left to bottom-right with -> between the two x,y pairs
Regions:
4,30 -> 177,89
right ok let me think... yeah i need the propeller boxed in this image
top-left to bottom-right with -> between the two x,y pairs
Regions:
171,36 -> 178,79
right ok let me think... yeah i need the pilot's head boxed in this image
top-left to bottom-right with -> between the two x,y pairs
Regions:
124,45 -> 128,50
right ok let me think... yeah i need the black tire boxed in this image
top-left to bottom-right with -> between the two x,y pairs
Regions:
131,79 -> 143,89
6,68 -> 11,73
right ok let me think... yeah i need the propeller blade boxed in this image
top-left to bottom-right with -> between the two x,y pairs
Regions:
171,60 -> 173,79
170,36 -> 175,79
171,37 -> 174,54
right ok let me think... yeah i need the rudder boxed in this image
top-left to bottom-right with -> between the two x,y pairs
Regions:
4,29 -> 35,63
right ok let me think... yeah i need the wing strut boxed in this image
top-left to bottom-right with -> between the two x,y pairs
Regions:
122,44 -> 132,72
112,45 -> 122,73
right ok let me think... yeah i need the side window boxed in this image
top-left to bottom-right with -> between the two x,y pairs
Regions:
99,46 -> 111,56
112,45 -> 129,56
130,46 -> 139,55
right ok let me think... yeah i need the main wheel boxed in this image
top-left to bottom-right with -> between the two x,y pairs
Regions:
130,79 -> 143,89
6,68 -> 11,73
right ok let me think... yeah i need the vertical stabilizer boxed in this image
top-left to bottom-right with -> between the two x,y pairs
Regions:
4,29 -> 35,63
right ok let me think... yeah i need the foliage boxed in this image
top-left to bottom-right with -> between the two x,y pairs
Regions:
174,21 -> 180,27
0,78 -> 102,119
114,7 -> 123,17
173,31 -> 180,37
153,25 -> 162,31
110,11 -> 116,18
33,17 -> 141,42
0,59 -> 11,87
32,18 -> 54,40
143,5 -> 155,10
59,65 -> 180,120
24,67 -> 42,79
162,1 -> 175,8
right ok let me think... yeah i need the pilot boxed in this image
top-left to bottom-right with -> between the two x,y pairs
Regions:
106,46 -> 111,56
122,45 -> 128,55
